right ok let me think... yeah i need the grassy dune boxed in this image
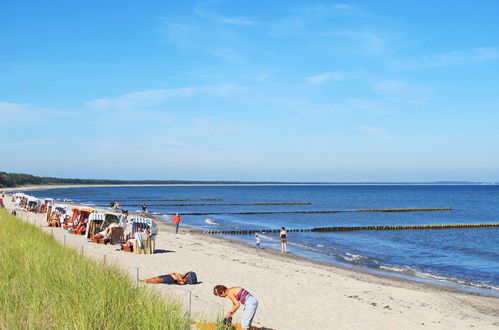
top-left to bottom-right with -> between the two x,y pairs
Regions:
0,209 -> 191,329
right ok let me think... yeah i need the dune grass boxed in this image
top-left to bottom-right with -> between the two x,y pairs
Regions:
0,209 -> 192,329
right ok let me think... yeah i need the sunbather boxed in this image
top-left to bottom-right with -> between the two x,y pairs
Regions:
139,273 -> 190,285
75,219 -> 87,232
123,228 -> 145,248
94,227 -> 112,240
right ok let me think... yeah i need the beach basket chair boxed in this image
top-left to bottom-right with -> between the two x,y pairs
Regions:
110,227 -> 124,245
132,239 -> 155,254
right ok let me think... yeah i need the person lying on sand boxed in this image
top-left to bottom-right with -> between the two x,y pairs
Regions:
139,273 -> 190,285
213,285 -> 258,330
94,227 -> 112,240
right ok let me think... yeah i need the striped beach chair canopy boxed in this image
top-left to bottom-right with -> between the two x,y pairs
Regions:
54,204 -> 67,213
131,217 -> 158,236
131,217 -> 152,226
27,197 -> 38,203
89,212 -> 105,222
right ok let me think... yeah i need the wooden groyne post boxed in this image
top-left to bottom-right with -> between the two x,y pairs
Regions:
170,207 -> 453,216
198,222 -> 499,235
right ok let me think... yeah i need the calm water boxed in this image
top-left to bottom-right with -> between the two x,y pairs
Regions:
26,185 -> 499,294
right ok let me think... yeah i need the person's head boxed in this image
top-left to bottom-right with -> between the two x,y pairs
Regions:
213,285 -> 228,297
138,227 -> 143,232
176,213 -> 179,216
282,227 -> 285,230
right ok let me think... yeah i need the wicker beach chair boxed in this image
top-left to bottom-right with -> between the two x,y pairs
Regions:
110,227 -> 124,245
132,238 -> 155,254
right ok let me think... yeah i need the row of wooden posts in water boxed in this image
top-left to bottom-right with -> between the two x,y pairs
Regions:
164,207 -> 453,216
198,222 -> 499,235
93,202 -> 313,207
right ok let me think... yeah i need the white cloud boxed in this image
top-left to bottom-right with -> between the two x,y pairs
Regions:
331,29 -> 390,55
0,101 -> 77,126
357,125 -> 394,140
296,3 -> 363,17
305,71 -> 358,84
86,88 -> 194,109
86,84 -> 243,110
370,79 -> 429,101
390,46 -> 499,70
0,101 -> 25,114
193,4 -> 256,26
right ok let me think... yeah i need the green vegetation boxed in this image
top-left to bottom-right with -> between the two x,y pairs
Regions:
0,171 -> 270,188
0,209 -> 191,329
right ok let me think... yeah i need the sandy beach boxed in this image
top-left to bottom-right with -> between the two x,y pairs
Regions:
2,195 -> 498,329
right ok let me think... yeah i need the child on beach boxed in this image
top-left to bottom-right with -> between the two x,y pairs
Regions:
213,285 -> 258,330
255,233 -> 261,248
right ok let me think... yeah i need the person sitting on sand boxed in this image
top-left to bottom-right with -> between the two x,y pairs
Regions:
75,218 -> 88,232
140,273 -> 190,285
123,227 -> 146,248
48,211 -> 61,227
213,285 -> 258,330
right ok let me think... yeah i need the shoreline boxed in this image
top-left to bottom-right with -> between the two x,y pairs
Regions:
8,185 -> 499,296
187,227 -> 498,296
3,193 -> 499,329
194,230 -> 499,297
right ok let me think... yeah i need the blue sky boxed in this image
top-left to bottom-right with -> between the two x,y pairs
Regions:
1,1 -> 499,181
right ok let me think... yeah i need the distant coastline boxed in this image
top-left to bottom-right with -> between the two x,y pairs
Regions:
4,182 -> 499,192
1,171 -> 497,189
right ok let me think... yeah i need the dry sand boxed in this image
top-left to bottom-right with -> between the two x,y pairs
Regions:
3,196 -> 498,329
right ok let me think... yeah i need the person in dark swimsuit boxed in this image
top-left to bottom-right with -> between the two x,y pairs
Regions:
280,227 -> 287,253
139,273 -> 189,285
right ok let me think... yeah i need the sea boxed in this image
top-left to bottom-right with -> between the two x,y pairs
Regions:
23,184 -> 499,296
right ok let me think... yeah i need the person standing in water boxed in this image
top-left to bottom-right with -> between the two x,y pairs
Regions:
213,285 -> 258,330
280,227 -> 287,253
172,213 -> 181,234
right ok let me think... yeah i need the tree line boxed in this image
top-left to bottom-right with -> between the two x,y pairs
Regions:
0,171 -> 272,188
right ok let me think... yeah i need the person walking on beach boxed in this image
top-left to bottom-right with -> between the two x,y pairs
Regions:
141,203 -> 147,216
280,227 -> 287,253
255,233 -> 261,248
213,285 -> 258,330
172,213 -> 181,234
